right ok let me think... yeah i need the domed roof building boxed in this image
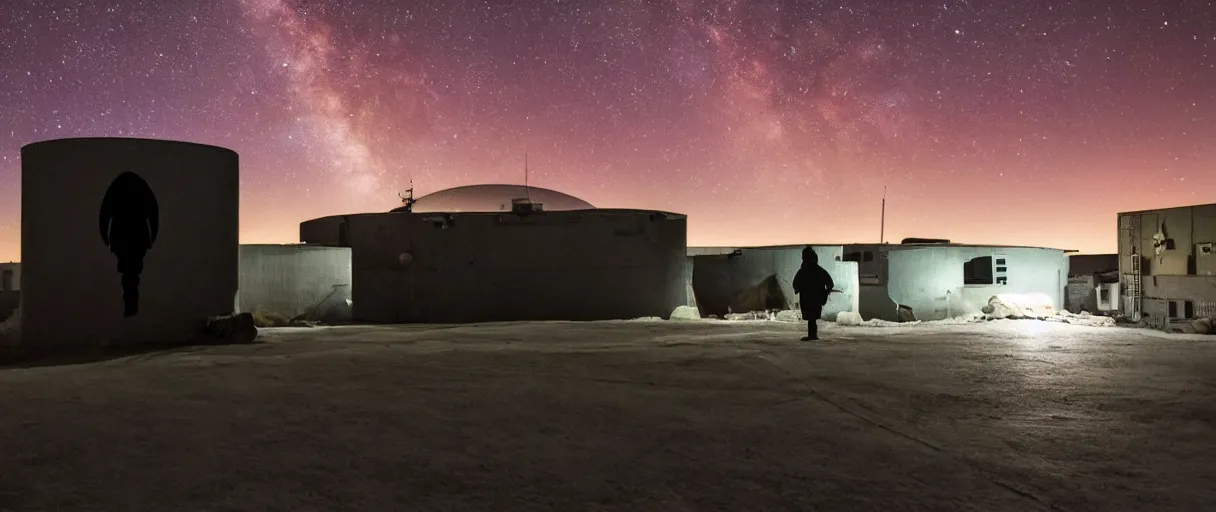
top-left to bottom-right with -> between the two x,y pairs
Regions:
395,184 -> 595,213
301,183 -> 687,323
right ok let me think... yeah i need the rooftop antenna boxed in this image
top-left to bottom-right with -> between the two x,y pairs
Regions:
397,179 -> 417,213
880,186 -> 887,244
524,149 -> 532,203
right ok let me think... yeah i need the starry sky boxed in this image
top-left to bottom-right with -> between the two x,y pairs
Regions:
1,0 -> 1213,261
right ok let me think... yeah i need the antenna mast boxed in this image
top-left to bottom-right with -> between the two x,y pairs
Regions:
397,179 -> 417,213
880,186 -> 887,244
524,149 -> 532,202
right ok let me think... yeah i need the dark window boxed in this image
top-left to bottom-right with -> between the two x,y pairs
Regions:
963,256 -> 994,285
0,270 -> 11,292
995,258 -> 1006,265
844,251 -> 875,263
1169,301 -> 1178,318
1185,301 -> 1195,319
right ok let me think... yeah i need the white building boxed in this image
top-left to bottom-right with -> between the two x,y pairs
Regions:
842,242 -> 1070,321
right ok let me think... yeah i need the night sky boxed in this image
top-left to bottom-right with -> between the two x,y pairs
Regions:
1,0 -> 1213,261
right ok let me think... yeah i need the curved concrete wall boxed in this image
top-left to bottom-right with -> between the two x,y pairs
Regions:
864,245 -> 1068,321
690,245 -> 860,319
238,244 -> 352,323
21,138 -> 239,347
301,209 -> 687,322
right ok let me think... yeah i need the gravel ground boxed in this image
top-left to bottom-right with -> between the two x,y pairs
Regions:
0,319 -> 1212,511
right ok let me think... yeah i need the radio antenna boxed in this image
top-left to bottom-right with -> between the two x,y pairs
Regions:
524,149 -> 532,202
880,186 -> 887,244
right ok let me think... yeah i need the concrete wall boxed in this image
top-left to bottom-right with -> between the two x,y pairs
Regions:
238,244 -> 352,323
21,138 -> 239,347
299,215 -> 347,247
689,245 -> 860,319
0,262 -> 21,291
0,263 -> 20,324
1066,275 -> 1097,313
1117,204 -> 1216,323
301,209 -> 687,323
1069,254 -> 1118,277
846,244 -> 1068,321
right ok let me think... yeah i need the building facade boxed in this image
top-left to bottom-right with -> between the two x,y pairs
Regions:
238,245 -> 353,323
21,138 -> 239,348
1064,254 -> 1119,314
688,245 -> 859,319
0,262 -> 19,323
841,242 -> 1070,322
1117,203 -> 1216,329
300,207 -> 688,323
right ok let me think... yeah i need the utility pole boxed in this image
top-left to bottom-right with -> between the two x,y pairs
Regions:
880,186 -> 887,244
524,149 -> 532,202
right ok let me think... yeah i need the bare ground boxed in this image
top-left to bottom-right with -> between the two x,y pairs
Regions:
0,320 -> 1213,511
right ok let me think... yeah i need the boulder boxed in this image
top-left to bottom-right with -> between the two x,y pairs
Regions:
203,313 -> 258,344
669,306 -> 701,321
1191,317 -> 1213,335
836,311 -> 863,325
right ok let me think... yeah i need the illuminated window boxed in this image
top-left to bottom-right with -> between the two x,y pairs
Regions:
963,256 -> 994,285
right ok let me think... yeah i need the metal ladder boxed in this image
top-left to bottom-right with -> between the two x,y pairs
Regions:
1127,220 -> 1142,320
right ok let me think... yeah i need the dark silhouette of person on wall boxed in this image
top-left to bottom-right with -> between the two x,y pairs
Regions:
792,246 -> 834,342
99,172 -> 159,317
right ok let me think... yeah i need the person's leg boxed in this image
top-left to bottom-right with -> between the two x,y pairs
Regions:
121,272 -> 140,317
807,305 -> 821,340
116,249 -> 146,317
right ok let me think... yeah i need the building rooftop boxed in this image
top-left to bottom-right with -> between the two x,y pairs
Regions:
405,184 -> 595,213
1118,202 -> 1216,215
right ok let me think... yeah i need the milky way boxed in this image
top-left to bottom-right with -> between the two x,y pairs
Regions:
0,0 -> 1213,260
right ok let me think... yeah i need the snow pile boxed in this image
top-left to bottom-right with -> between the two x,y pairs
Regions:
775,310 -> 801,322
860,318 -> 922,327
1192,317 -> 1213,335
724,311 -> 772,321
979,293 -> 1115,327
835,311 -> 863,326
935,313 -> 988,325
1039,310 -> 1116,327
856,315 -> 985,328
982,293 -> 1057,320
669,306 -> 701,321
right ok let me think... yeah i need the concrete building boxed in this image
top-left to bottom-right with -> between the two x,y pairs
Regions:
1065,254 -> 1119,315
300,186 -> 687,323
1117,203 -> 1216,329
20,138 -> 239,347
406,184 -> 595,213
840,241 -> 1070,322
238,245 -> 352,323
688,245 -> 859,319
0,262 -> 19,323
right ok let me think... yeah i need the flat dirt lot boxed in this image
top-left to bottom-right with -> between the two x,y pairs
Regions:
1,320 -> 1213,511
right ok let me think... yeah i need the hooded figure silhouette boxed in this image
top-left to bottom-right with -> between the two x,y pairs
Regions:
792,246 -> 834,341
99,171 -> 159,317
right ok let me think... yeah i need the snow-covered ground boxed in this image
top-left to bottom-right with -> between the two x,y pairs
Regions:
1,320 -> 1213,511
